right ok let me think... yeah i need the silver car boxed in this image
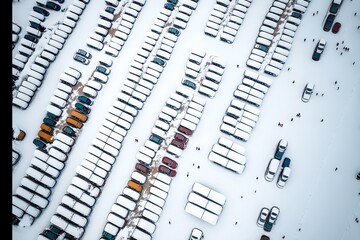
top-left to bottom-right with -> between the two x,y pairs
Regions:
302,83 -> 315,102
257,207 -> 270,227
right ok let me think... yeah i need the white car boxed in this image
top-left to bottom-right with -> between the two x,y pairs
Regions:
257,207 -> 270,227
189,228 -> 203,240
302,83 -> 315,102
264,158 -> 281,182
277,167 -> 291,188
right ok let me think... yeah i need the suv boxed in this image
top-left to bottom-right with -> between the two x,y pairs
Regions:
277,157 -> 291,188
171,139 -> 185,149
78,95 -> 93,105
264,206 -> 280,232
33,138 -> 46,149
168,27 -> 181,36
43,117 -> 57,127
189,228 -> 203,240
153,57 -> 166,67
175,132 -> 189,144
159,165 -> 176,177
73,54 -> 90,65
135,163 -> 151,174
323,14 -> 335,32
274,139 -> 288,159
76,49 -> 92,59
329,0 -> 342,14
96,65 -> 111,75
301,83 -> 314,102
62,126 -> 76,137
75,102 -> 91,114
312,38 -> 327,61
178,126 -> 193,136
149,134 -> 163,144
182,79 -> 196,90
162,156 -> 178,169
264,158 -> 281,182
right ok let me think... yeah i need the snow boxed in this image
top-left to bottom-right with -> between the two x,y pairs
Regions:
12,0 -> 360,240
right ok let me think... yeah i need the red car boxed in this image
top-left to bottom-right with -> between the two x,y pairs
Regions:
260,235 -> 270,240
162,156 -> 178,169
135,163 -> 150,174
171,139 -> 185,150
175,132 -> 189,144
159,165 -> 176,177
178,126 -> 193,136
332,22 -> 341,33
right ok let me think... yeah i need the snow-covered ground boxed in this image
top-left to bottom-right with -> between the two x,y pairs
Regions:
12,0 -> 360,240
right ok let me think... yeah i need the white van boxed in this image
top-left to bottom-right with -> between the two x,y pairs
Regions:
269,60 -> 284,70
144,201 -> 162,216
18,45 -> 34,57
60,73 -> 77,86
111,203 -> 129,219
53,139 -> 71,153
284,22 -> 298,32
58,24 -> 73,34
204,26 -> 218,37
150,186 -> 168,200
246,59 -> 261,70
137,218 -> 156,235
41,50 -> 56,62
272,52 -> 287,64
183,0 -> 197,10
95,26 -> 108,37
93,71 -> 108,84
100,10 -> 114,21
116,195 -> 136,211
256,36 -> 271,47
72,176 -> 100,197
167,144 -> 183,157
21,38 -> 36,50
123,187 -> 140,201
263,19 -> 278,29
83,86 -> 98,98
107,212 -> 125,228
264,65 -> 281,77
104,45 -> 119,57
56,133 -> 75,146
30,63 -> 46,75
87,38 -> 104,50
30,10 -> 45,21
15,53 -> 29,63
220,32 -> 235,44
48,39 -> 63,50
26,76 -> 41,87
105,0 -> 119,7
47,104 -> 63,117
131,171 -> 146,184
249,54 -> 264,63
131,227 -> 152,240
21,81 -> 37,92
27,69 -> 44,80
98,18 -> 112,29
142,209 -> 159,223
26,26 -> 42,38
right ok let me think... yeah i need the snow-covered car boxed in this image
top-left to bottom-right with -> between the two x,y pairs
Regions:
274,139 -> 288,160
277,166 -> 291,188
312,38 -> 327,61
264,206 -> 280,232
301,83 -> 315,103
189,228 -> 203,240
264,158 -> 281,182
257,207 -> 270,227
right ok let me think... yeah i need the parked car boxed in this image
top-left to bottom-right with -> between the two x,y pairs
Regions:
312,38 -> 327,61
274,139 -> 288,159
162,156 -> 178,169
174,132 -> 189,144
168,27 -> 181,36
12,150 -> 21,165
167,0 -> 178,4
75,102 -> 91,114
277,158 -> 291,188
45,1 -> 61,11
33,6 -> 50,16
332,22 -> 341,33
30,21 -> 46,32
13,129 -> 26,141
96,65 -> 111,75
33,138 -> 46,149
153,57 -> 166,67
24,34 -> 39,43
171,139 -> 185,149
164,3 -> 175,11
135,163 -> 151,174
260,235 -> 270,240
189,228 -> 203,240
73,54 -> 90,65
291,11 -> 302,19
257,207 -> 270,227
159,165 -> 176,177
329,0 -> 342,14
77,49 -> 92,59
178,126 -> 193,136
182,79 -> 196,90
149,134 -> 163,144
301,83 -> 314,102
264,206 -> 280,232
264,158 -> 281,182
323,14 -> 335,32
62,126 -> 76,137
78,95 -> 93,105
105,6 -> 116,14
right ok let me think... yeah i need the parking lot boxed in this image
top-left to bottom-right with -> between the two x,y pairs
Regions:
12,0 -> 360,239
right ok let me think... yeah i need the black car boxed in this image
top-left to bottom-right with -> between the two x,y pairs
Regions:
323,14 -> 335,32
75,102 -> 91,114
47,112 -> 59,121
329,2 -> 341,14
153,57 -> 166,67
43,117 -> 57,127
164,3 -> 175,11
105,6 -> 116,14
41,229 -> 59,240
49,225 -> 63,235
45,1 -> 61,11
291,11 -> 302,19
24,34 -> 39,43
167,0 -> 178,4
78,95 -> 93,105
168,27 -> 181,36
30,22 -> 46,32
62,126 -> 76,137
33,6 -> 50,16
33,138 -> 46,149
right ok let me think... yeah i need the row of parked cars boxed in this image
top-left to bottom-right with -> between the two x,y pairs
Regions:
323,0 -> 343,32
247,0 -> 310,77
219,70 -> 268,142
204,0 -> 253,44
100,87 -> 206,239
185,182 -> 226,225
12,0 -> 91,110
198,56 -> 226,98
264,139 -> 292,188
37,2 -> 200,236
208,137 -> 247,174
87,0 -> 146,57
